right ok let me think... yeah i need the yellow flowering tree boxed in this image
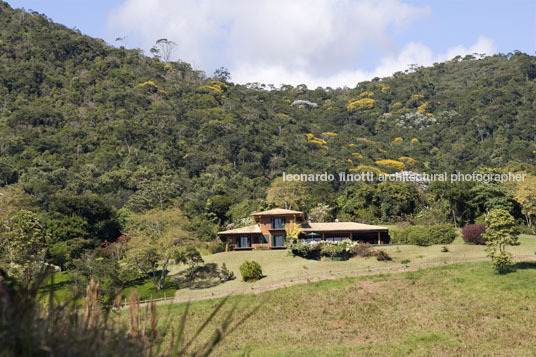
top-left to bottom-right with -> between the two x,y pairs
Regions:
347,98 -> 375,111
349,165 -> 387,176
375,159 -> 405,170
306,134 -> 328,150
399,156 -> 416,165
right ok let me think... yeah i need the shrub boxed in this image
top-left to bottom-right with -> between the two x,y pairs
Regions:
391,224 -> 456,246
390,229 -> 408,244
374,250 -> 392,261
516,224 -> 534,235
288,240 -> 367,260
239,261 -> 263,282
428,225 -> 456,244
352,242 -> 373,257
320,243 -> 346,260
441,246 -> 449,252
287,240 -> 321,259
401,259 -> 411,264
207,241 -> 225,254
461,224 -> 486,245
218,263 -> 235,282
407,227 -> 430,246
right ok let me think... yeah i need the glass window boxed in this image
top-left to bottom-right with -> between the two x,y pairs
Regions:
272,234 -> 285,247
263,235 -> 270,244
238,236 -> 251,248
271,217 -> 286,229
326,237 -> 347,242
253,236 -> 260,244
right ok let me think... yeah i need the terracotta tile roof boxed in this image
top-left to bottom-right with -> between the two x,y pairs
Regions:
251,208 -> 304,216
217,224 -> 262,235
301,222 -> 388,232
217,222 -> 388,236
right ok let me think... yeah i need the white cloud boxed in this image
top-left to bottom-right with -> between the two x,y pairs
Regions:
231,37 -> 496,88
107,0 -> 495,88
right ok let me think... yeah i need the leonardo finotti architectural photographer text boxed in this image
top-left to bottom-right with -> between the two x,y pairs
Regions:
282,171 -> 527,183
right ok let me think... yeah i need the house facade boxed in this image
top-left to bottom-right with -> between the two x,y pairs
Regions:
217,208 -> 389,250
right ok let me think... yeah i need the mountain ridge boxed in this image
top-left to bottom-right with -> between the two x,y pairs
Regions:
0,1 -> 535,244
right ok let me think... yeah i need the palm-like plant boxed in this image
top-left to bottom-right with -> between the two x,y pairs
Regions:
285,222 -> 303,244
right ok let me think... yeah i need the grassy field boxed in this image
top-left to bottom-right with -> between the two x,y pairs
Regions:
154,261 -> 536,356
42,234 -> 536,303
168,234 -> 536,301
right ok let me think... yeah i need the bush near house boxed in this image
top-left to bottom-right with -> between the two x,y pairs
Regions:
239,261 -> 263,282
287,240 -> 375,261
390,224 -> 456,246
462,224 -> 487,245
374,249 -> 392,261
351,242 -> 374,257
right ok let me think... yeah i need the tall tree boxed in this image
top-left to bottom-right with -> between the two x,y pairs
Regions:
308,203 -> 332,222
514,174 -> 536,229
125,208 -> 193,290
5,210 -> 48,283
151,38 -> 176,63
266,177 -> 307,210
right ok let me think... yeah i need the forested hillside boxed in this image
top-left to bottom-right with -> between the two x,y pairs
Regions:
1,1 -> 536,263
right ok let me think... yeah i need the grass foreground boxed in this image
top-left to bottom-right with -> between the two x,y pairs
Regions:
156,261 -> 536,356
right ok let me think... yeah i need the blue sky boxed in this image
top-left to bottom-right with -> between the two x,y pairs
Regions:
6,0 -> 536,87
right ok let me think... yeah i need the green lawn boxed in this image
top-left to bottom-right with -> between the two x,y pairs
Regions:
122,277 -> 177,301
40,271 -> 71,302
153,261 -> 536,356
42,234 -> 536,303
169,234 -> 536,301
42,273 -> 178,302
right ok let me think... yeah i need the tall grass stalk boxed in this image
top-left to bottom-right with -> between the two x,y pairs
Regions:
0,268 -> 257,356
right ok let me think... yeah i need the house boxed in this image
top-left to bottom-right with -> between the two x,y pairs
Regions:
217,208 -> 389,250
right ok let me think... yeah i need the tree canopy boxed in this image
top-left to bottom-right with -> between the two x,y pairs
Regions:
0,2 -> 534,258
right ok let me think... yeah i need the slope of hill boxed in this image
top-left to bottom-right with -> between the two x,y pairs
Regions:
160,262 -> 536,356
1,1 -> 535,245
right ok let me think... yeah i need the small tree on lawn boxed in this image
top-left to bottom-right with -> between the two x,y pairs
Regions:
125,208 -> 193,290
179,245 -> 204,279
483,209 -> 519,274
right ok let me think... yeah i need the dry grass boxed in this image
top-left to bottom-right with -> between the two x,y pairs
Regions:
159,261 -> 536,356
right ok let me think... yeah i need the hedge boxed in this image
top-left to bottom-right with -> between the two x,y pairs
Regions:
390,224 -> 456,246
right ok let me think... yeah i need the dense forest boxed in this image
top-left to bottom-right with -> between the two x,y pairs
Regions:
1,1 -> 536,272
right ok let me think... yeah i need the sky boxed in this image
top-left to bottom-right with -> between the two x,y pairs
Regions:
6,0 -> 536,88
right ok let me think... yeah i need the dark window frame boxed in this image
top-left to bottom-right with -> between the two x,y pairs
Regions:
237,236 -> 251,248
325,236 -> 348,242
271,217 -> 286,229
272,234 -> 286,247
